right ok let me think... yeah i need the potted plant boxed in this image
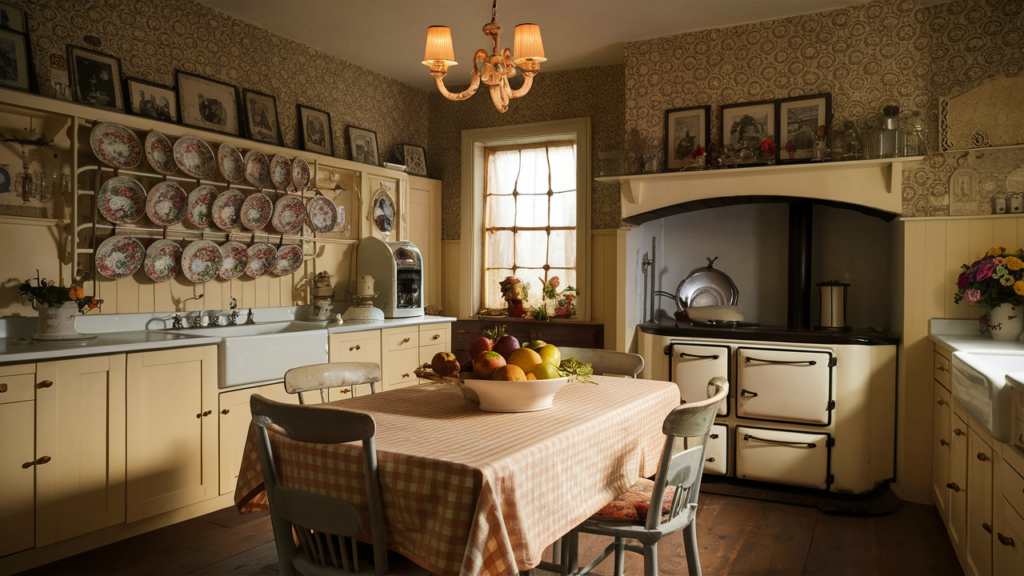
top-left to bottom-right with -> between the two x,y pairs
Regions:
954,247 -> 1024,340
18,271 -> 102,340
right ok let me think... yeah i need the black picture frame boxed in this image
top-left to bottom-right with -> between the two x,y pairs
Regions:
348,126 -> 379,167
401,144 -> 427,176
297,104 -> 333,156
175,70 -> 242,137
0,2 -> 28,33
775,93 -> 833,164
664,105 -> 711,171
719,98 -> 776,168
67,44 -> 124,112
0,28 -> 32,93
124,77 -> 178,124
242,88 -> 282,146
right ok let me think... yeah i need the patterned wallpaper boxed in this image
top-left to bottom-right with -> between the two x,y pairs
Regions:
428,64 -> 625,239
12,0 -> 429,162
623,0 -> 1024,218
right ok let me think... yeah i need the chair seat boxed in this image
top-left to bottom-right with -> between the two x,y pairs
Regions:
594,478 -> 675,522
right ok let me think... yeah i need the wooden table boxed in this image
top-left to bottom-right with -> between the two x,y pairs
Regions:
234,376 -> 679,576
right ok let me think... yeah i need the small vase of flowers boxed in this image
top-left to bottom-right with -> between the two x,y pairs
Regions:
759,138 -> 776,165
954,247 -> 1024,341
18,271 -> 102,340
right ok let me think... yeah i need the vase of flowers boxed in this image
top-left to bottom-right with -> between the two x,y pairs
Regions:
759,138 -> 776,165
18,271 -> 101,340
954,247 -> 1024,341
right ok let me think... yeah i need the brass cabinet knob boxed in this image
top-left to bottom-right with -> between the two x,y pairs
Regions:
37,380 -> 53,389
356,345 -> 361,350
402,373 -> 410,379
0,383 -> 6,393
983,523 -> 993,534
23,456 -> 51,468
433,334 -> 440,340
401,338 -> 410,344
946,482 -> 961,492
202,410 -> 212,417
349,346 -> 354,351
937,398 -> 946,406
953,428 -> 965,436
998,533 -> 1016,547
940,439 -> 949,446
706,457 -> 716,462
196,413 -> 202,419
937,365 -> 947,372
978,452 -> 989,462
221,409 -> 230,415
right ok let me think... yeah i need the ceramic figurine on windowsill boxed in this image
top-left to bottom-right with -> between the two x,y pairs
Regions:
499,276 -> 529,318
540,275 -> 577,319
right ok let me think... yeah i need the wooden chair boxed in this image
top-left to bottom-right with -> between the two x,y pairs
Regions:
251,394 -> 389,576
557,347 -> 644,378
563,376 -> 728,576
284,362 -> 381,404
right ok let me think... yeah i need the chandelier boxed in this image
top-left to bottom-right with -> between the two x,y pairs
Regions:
422,0 -> 546,113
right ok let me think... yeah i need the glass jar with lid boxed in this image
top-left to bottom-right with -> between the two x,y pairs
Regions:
878,105 -> 901,158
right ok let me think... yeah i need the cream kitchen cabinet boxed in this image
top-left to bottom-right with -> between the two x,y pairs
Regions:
125,346 -> 217,522
966,428 -> 994,576
949,413 -> 969,562
329,331 -> 383,400
417,323 -> 451,386
326,323 -> 452,397
382,326 -> 420,391
35,354 -> 126,547
0,363 -> 37,558
934,381 -> 952,524
218,382 -> 298,495
995,448 -> 1024,575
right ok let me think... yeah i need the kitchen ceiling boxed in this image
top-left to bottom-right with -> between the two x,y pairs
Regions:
201,0 -> 870,91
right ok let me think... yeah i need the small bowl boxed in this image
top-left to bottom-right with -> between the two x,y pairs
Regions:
461,377 -> 570,413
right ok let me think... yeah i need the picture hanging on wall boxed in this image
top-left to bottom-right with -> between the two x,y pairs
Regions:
776,93 -> 832,164
297,104 -> 333,156
719,99 -> 776,167
0,2 -> 27,33
664,106 -> 710,170
67,45 -> 124,111
175,70 -> 241,136
0,28 -> 31,92
401,144 -> 427,176
348,126 -> 379,166
242,88 -> 282,146
125,77 -> 178,123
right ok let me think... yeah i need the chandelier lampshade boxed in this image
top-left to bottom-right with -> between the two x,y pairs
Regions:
423,26 -> 457,66
513,24 -> 545,65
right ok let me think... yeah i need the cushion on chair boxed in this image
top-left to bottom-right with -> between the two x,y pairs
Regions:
595,478 -> 675,522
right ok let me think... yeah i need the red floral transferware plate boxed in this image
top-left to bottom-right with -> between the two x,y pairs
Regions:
144,132 -> 177,175
219,241 -> 249,280
245,243 -> 277,279
211,189 -> 245,231
187,185 -> 219,229
97,176 -> 146,224
244,149 -> 271,189
181,240 -> 223,283
241,192 -> 273,231
270,154 -> 292,190
95,236 -> 145,279
144,239 -> 182,282
292,157 -> 311,191
271,196 -> 307,234
306,194 -> 338,233
273,244 -> 304,276
146,181 -> 188,227
218,142 -> 245,184
173,135 -> 216,180
90,123 -> 142,169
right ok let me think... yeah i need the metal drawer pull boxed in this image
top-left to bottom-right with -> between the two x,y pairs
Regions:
937,365 -> 947,372
953,428 -> 965,436
679,352 -> 720,360
203,410 -> 212,417
433,334 -> 440,340
937,398 -> 946,406
998,533 -> 1016,547
940,439 -> 949,446
710,434 -> 719,439
22,456 -> 51,469
402,373 -> 410,379
0,383 -> 6,393
946,482 -> 961,492
978,452 -> 989,462
401,338 -> 411,344
221,409 -> 230,415
983,523 -> 992,534
37,380 -> 53,388
743,434 -> 816,448
745,357 -> 816,366
706,457 -> 715,462
740,389 -> 759,398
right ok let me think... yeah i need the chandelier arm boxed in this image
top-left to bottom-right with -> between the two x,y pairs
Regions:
489,84 -> 509,113
509,72 -> 535,99
433,49 -> 488,102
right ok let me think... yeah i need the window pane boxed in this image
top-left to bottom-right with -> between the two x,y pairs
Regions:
548,145 -> 576,193
489,150 -> 520,195
485,268 -> 514,310
515,230 -> 547,268
550,191 -> 576,227
487,230 -> 514,269
548,230 -> 577,268
516,269 -> 546,309
515,194 -> 548,228
517,148 -> 549,195
486,195 -> 515,228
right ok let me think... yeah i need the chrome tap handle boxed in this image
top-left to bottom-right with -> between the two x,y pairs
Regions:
227,311 -> 240,326
244,308 -> 256,325
171,314 -> 183,329
187,312 -> 204,328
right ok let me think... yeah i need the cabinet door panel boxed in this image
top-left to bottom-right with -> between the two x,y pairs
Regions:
967,430 -> 993,576
933,382 -> 952,524
949,415 -> 968,556
995,497 -> 1024,576
0,400 -> 35,557
219,383 -> 297,495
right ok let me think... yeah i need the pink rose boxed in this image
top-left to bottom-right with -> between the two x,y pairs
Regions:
977,264 -> 995,280
957,273 -> 972,290
995,257 -> 1005,265
965,289 -> 981,303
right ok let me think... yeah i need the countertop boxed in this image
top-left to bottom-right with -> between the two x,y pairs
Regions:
326,315 -> 455,334
639,322 -> 899,345
928,318 -> 1024,353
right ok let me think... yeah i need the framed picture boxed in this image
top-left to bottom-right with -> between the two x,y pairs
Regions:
401,144 -> 427,176
0,3 -> 27,33
0,29 -> 30,92
125,77 -> 177,123
67,45 -> 124,111
297,104 -> 333,155
720,99 -> 776,167
369,180 -> 396,236
242,89 -> 281,146
664,106 -> 710,171
776,93 -> 832,163
348,126 -> 379,166
175,70 -> 241,136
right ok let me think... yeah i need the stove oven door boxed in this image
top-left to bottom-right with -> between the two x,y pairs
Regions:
735,346 -> 834,426
669,342 -> 730,416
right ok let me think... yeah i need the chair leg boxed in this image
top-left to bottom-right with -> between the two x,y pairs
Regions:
559,536 -> 570,576
552,539 -> 561,566
643,542 -> 658,576
613,537 -> 626,576
684,520 -> 701,576
568,529 -> 580,574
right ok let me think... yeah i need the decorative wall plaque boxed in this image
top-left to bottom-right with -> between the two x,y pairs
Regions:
940,76 -> 1024,152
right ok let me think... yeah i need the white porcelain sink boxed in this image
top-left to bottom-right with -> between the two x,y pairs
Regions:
952,350 -> 1024,442
164,321 -> 328,388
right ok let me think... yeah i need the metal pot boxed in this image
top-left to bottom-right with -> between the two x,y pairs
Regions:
674,257 -> 739,313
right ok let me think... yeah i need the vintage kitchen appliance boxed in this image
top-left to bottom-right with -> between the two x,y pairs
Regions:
356,237 -> 424,318
816,280 -> 851,331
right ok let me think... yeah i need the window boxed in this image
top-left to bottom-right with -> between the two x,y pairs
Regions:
482,142 -> 577,313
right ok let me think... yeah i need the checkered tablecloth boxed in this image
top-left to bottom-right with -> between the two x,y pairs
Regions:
234,376 -> 679,576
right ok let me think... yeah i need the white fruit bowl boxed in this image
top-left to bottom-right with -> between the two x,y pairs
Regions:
462,377 -> 570,413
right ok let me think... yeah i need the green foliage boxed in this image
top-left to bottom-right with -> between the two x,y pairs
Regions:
531,307 -> 548,321
559,357 -> 596,384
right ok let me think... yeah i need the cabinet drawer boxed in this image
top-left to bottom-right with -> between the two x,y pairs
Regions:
420,325 -> 449,345
0,373 -> 35,404
935,351 -> 951,390
386,331 -> 419,352
330,337 -> 381,364
1002,458 -> 1024,519
387,348 -> 420,385
328,383 -> 376,401
669,343 -> 730,416
996,497 -> 1024,576
735,347 -> 833,426
735,426 -> 831,490
420,342 -> 447,366
933,382 -> 952,523
704,424 -> 728,476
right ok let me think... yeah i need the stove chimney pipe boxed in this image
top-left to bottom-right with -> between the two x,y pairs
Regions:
787,203 -> 813,331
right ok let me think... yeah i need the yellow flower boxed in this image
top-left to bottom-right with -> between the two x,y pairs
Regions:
1007,257 -> 1024,271
987,246 -> 1007,257
1014,280 -> 1024,296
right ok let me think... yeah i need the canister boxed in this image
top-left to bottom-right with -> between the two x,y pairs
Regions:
816,280 -> 851,331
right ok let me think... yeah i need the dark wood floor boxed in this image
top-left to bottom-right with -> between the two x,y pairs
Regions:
19,493 -> 961,576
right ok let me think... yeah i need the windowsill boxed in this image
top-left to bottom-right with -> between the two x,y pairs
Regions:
457,316 -> 599,325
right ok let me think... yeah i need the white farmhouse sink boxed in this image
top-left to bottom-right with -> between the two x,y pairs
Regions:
952,350 -> 1024,443
165,321 -> 328,388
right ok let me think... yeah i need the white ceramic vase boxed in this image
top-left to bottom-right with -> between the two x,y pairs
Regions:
34,301 -> 83,340
988,303 -> 1024,341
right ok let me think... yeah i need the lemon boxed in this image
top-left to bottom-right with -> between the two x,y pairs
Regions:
537,344 -> 561,367
531,362 -> 561,380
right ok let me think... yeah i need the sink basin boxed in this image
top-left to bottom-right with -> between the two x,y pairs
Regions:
952,350 -> 1024,442
164,321 -> 328,388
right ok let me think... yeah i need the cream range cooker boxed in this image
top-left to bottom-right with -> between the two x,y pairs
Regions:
638,324 -> 898,495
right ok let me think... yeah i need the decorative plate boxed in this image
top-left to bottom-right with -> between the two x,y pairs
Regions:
271,196 -> 307,234
90,123 -> 143,169
246,243 -> 277,279
211,189 -> 245,230
187,185 -> 219,228
97,176 -> 147,224
144,132 -> 177,175
173,135 -> 216,180
241,192 -> 273,230
218,143 -> 245,184
270,154 -> 292,190
146,181 -> 188,227
292,157 -> 311,191
219,241 -> 249,280
95,236 -> 145,279
273,244 -> 303,276
306,194 -> 338,233
144,239 -> 182,282
181,240 -> 224,283
244,149 -> 271,189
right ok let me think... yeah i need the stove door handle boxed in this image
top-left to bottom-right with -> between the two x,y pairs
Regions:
743,434 -> 817,448
745,356 -> 816,366
740,389 -> 759,398
679,351 -> 720,360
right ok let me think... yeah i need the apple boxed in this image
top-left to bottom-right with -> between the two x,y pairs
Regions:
493,334 -> 521,359
524,340 -> 546,350
492,365 -> 527,381
473,351 -> 506,379
468,336 -> 493,361
431,352 -> 460,377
